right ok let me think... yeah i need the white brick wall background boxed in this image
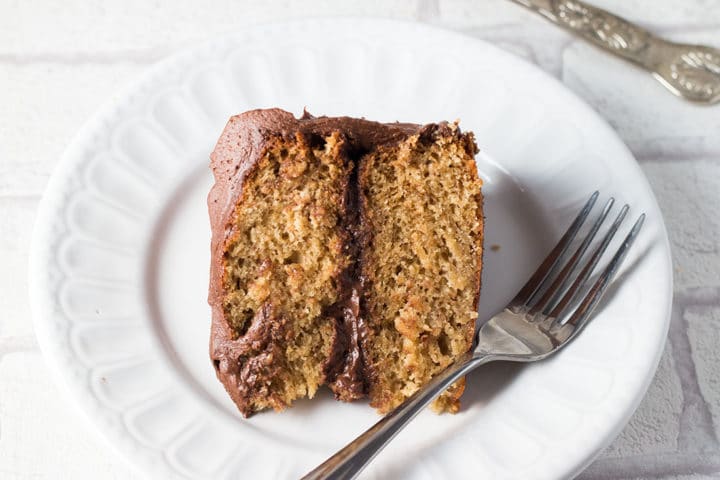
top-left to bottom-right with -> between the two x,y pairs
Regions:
1,1 -> 718,478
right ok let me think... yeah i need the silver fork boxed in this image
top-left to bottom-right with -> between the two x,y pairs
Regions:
302,191 -> 645,480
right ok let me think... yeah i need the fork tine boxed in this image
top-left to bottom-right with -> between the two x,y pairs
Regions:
565,213 -> 645,328
550,204 -> 629,321
529,197 -> 615,315
510,191 -> 598,308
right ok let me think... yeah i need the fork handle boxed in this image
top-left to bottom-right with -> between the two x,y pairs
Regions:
514,0 -> 720,104
300,353 -> 494,480
512,0 -> 668,71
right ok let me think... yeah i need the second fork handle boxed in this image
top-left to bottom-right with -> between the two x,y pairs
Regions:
513,0 -> 669,71
300,353 -> 495,480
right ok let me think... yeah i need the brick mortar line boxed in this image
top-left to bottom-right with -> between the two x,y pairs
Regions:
0,20 -> 717,67
579,451 -> 720,479
0,49 -> 171,66
458,23 -> 572,40
676,286 -> 720,306
636,153 -> 720,164
670,287 -> 720,451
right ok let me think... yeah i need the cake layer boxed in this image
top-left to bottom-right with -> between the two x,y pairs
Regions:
218,132 -> 357,415
359,124 -> 483,413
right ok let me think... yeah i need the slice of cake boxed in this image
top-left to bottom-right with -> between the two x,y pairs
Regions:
208,109 -> 483,417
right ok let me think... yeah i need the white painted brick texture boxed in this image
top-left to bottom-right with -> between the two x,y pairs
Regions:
2,0 -> 719,478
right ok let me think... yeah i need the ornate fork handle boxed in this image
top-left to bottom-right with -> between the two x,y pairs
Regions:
524,0 -> 656,67
513,0 -> 720,104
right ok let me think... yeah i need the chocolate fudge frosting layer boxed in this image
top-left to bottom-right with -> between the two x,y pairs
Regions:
208,108 -> 427,414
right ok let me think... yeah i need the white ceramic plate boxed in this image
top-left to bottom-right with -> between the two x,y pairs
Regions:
30,18 -> 672,480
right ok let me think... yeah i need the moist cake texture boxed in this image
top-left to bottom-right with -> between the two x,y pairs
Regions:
208,109 -> 483,417
360,126 -> 483,413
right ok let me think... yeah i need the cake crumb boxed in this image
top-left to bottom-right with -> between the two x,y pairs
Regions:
491,244 -> 501,252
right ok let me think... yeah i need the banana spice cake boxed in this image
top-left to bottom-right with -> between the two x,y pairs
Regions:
208,109 -> 483,417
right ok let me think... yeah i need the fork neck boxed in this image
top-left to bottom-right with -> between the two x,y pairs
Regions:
301,353 -> 492,480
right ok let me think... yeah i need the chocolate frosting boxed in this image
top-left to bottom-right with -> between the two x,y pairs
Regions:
208,109 -> 427,415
